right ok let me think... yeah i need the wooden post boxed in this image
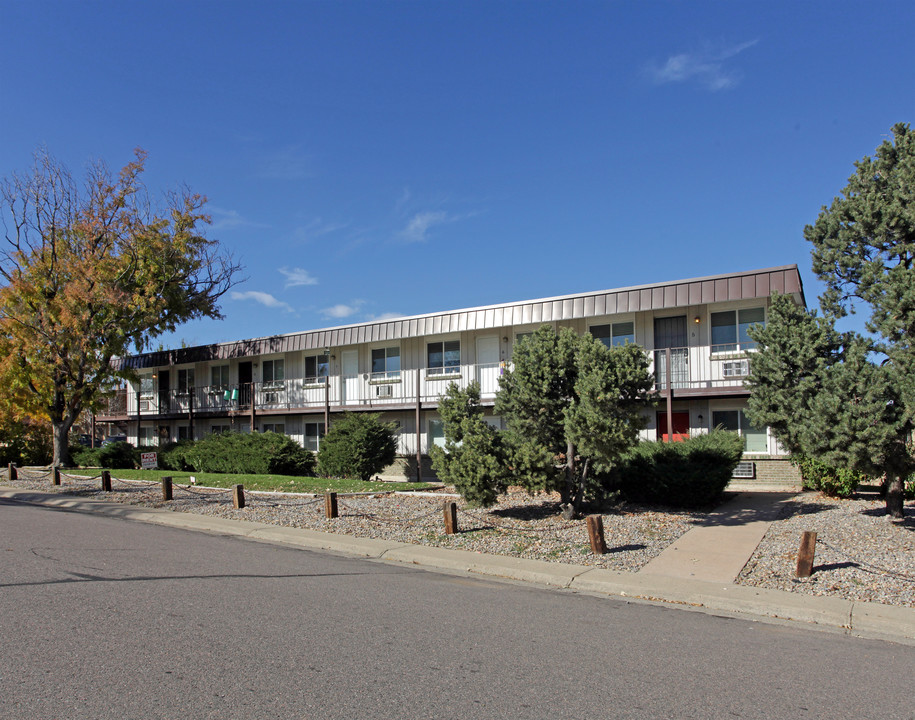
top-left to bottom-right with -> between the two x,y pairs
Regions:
324,491 -> 338,519
586,515 -> 607,554
250,381 -> 256,433
233,484 -> 245,509
795,531 -> 817,578
8,463 -> 17,481
52,467 -> 61,485
188,390 -> 195,441
415,367 -> 422,483
443,501 -> 458,535
101,470 -> 111,492
324,375 -> 330,435
665,347 -> 673,443
161,476 -> 173,501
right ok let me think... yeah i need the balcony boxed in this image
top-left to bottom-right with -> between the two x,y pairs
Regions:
652,346 -> 752,395
96,362 -> 505,420
95,347 -> 750,422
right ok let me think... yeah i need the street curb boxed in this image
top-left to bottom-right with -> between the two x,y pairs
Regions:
3,486 -> 914,645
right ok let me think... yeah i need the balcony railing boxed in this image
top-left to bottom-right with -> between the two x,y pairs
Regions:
651,346 -> 753,392
97,348 -> 752,419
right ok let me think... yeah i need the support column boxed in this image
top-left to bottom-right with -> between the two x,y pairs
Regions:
415,367 -> 422,483
188,389 -> 195,440
665,347 -> 673,443
250,381 -> 256,433
324,375 -> 330,432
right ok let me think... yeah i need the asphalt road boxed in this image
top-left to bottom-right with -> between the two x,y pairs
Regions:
2,498 -> 913,720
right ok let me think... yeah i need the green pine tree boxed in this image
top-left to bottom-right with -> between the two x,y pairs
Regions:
430,381 -> 511,507
496,325 -> 655,514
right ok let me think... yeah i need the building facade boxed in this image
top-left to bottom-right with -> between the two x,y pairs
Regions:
97,265 -> 805,482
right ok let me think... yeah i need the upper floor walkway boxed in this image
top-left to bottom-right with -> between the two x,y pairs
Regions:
97,342 -> 754,421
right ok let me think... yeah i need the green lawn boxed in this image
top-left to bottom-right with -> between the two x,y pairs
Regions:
66,468 -> 439,494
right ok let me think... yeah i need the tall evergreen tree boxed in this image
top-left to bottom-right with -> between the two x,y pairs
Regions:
430,381 -> 512,507
746,296 -> 913,517
496,325 -> 655,514
747,123 -> 915,517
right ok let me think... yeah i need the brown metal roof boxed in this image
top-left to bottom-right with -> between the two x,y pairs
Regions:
118,265 -> 804,370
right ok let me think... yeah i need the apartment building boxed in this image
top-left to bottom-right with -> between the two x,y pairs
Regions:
96,265 -> 805,483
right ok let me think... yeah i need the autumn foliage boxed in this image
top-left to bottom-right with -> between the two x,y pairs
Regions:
0,149 -> 241,465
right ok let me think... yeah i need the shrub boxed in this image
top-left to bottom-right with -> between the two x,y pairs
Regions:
608,430 -> 744,508
158,441 -> 196,471
791,456 -> 869,498
430,381 -> 513,507
73,441 -> 139,469
0,416 -> 53,466
179,432 -> 316,476
317,413 -> 397,481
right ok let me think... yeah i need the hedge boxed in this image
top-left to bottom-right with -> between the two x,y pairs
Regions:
608,430 -> 744,508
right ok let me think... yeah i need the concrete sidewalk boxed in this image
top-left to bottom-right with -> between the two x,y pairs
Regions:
640,492 -> 797,583
2,486 -> 914,646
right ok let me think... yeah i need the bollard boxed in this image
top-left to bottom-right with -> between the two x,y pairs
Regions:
233,484 -> 245,509
8,463 -> 17,481
324,492 -> 338,519
795,531 -> 817,578
443,501 -> 458,535
52,466 -> 61,485
586,514 -> 607,555
161,476 -> 173,501
101,470 -> 111,492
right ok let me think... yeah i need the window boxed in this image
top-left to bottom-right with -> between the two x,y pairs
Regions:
371,346 -> 401,380
305,354 -> 329,383
177,368 -> 195,395
711,308 -> 765,353
263,359 -> 285,386
712,410 -> 767,453
210,425 -> 230,435
428,419 -> 446,448
304,422 -> 325,452
262,423 -> 285,435
590,321 -> 635,348
211,365 -> 229,390
427,340 -> 460,375
139,374 -> 154,398
138,426 -> 158,446
177,426 -> 192,441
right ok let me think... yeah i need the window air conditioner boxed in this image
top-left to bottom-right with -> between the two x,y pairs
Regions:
722,360 -> 749,378
375,385 -> 393,398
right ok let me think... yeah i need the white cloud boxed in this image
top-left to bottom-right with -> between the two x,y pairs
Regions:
207,206 -> 269,232
320,301 -> 364,319
366,312 -> 405,322
230,290 -> 294,313
401,210 -> 452,243
291,218 -> 350,244
279,267 -> 318,288
647,39 -> 759,91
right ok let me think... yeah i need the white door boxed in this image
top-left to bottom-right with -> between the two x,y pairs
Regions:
476,336 -> 500,396
342,350 -> 360,405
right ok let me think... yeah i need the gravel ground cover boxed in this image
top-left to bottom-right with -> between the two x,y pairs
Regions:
5,469 -> 915,607
738,492 -> 915,608
3,468 -> 706,572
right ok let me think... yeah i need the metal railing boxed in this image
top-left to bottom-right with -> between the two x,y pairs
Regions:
98,348 -> 753,419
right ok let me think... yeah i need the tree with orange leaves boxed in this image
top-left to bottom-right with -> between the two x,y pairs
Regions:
0,149 -> 242,466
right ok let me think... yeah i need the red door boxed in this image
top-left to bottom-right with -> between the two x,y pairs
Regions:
657,411 -> 690,442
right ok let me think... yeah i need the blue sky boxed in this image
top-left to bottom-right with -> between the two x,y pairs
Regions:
2,0 -> 913,347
